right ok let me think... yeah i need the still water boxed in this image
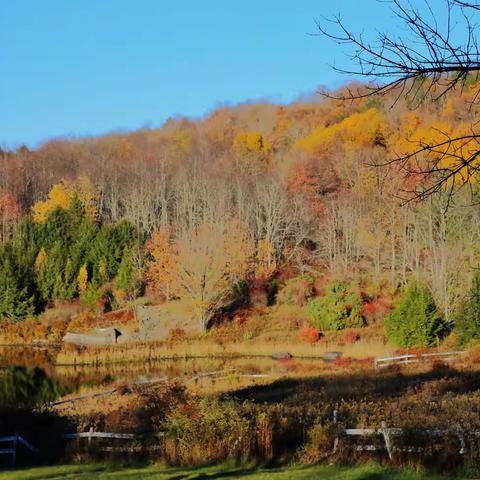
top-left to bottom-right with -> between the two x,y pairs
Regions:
0,345 -> 325,391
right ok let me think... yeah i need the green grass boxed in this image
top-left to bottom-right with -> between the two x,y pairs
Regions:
0,463 -> 468,480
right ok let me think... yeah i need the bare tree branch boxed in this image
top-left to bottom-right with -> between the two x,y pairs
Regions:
318,0 -> 480,201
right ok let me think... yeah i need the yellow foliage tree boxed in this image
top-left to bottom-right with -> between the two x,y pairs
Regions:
77,264 -> 88,294
392,117 -> 479,188
32,182 -> 74,223
146,227 -> 178,300
32,176 -> 99,223
73,175 -> 100,221
232,131 -> 272,173
295,108 -> 388,156
255,239 -> 277,280
172,219 -> 254,331
34,247 -> 47,272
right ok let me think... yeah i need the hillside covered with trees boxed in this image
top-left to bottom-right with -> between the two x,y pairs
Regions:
2,78 -> 480,348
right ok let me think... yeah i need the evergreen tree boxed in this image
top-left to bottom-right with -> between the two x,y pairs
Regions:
88,228 -> 117,282
88,220 -> 138,282
12,218 -> 40,267
0,245 -> 35,320
38,208 -> 72,250
307,280 -> 365,331
69,218 -> 98,277
114,248 -> 139,302
35,242 -> 74,301
455,270 -> 480,346
385,280 -> 447,347
81,281 -> 103,312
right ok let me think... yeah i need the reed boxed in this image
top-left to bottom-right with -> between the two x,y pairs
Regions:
54,337 -> 395,366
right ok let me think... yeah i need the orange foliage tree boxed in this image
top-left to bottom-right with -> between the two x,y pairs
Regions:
146,227 -> 178,300
171,219 -> 254,331
0,190 -> 22,242
255,239 -> 277,280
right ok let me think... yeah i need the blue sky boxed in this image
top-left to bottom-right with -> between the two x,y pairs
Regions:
0,0 -> 443,147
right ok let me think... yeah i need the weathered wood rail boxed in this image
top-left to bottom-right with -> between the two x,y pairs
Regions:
332,410 -> 470,460
0,434 -> 39,466
374,351 -> 465,369
46,370 -> 270,409
62,427 -> 165,453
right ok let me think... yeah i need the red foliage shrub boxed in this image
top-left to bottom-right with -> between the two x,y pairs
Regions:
169,328 -> 186,342
342,329 -> 360,344
299,326 -> 321,343
277,277 -> 315,306
334,356 -> 353,367
361,294 -> 392,319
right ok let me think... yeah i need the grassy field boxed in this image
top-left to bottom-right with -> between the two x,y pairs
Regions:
0,463 -> 469,480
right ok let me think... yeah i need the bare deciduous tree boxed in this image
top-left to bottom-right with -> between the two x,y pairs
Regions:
318,0 -> 480,201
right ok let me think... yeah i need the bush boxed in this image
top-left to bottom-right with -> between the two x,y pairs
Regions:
300,420 -> 334,464
342,329 -> 360,344
277,275 -> 315,306
161,398 -> 254,464
300,326 -> 321,343
81,282 -> 104,313
455,270 -> 480,346
307,280 -> 365,331
385,280 -> 447,347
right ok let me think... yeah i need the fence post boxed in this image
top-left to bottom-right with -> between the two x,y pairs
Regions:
380,421 -> 393,461
11,433 -> 17,467
454,424 -> 466,455
332,409 -> 339,454
88,427 -> 93,446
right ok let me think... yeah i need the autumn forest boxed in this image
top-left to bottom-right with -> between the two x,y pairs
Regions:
6,0 -> 480,476
0,75 -> 480,351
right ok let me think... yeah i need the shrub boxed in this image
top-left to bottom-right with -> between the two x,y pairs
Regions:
384,280 -> 447,347
342,329 -> 360,344
277,275 -> 315,306
300,326 -> 321,343
81,282 -> 104,313
300,420 -> 334,464
455,269 -> 480,346
161,398 -> 254,464
307,280 -> 365,331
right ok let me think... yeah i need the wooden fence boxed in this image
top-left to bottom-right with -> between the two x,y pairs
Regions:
0,434 -> 39,466
374,351 -> 465,369
332,410 -> 470,460
46,370 -> 270,409
62,427 -> 165,453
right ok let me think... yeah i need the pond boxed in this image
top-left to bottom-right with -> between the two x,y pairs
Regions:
0,345 -> 327,391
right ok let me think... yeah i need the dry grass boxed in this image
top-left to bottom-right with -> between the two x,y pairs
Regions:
54,336 -> 394,366
54,302 -> 395,366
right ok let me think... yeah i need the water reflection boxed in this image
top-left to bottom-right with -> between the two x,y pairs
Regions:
0,346 -> 325,391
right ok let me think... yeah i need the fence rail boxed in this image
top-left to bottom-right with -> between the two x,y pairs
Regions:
332,410 -> 471,459
62,427 -> 166,446
374,351 -> 465,369
0,434 -> 39,466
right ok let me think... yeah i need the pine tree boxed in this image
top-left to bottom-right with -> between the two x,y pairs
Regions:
35,242 -> 73,301
385,280 -> 447,347
114,248 -> 138,302
0,245 -> 35,320
307,280 -> 365,331
455,270 -> 480,346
